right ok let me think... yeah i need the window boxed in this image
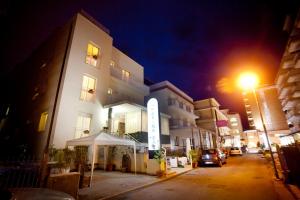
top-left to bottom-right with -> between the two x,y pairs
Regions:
179,102 -> 183,109
86,43 -> 99,66
231,123 -> 238,127
230,118 -> 237,122
186,106 -> 191,112
182,139 -> 186,147
75,113 -> 92,138
80,75 -> 96,101
121,69 -> 130,81
168,98 -> 175,106
110,60 -> 115,67
107,88 -> 113,95
38,111 -> 48,132
175,136 -> 179,146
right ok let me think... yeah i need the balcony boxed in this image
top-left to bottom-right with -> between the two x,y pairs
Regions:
287,69 -> 300,83
169,118 -> 194,129
286,108 -> 300,123
276,70 -> 289,86
288,37 -> 300,53
110,67 -> 149,94
281,54 -> 296,69
278,84 -> 294,99
168,103 -> 198,120
282,96 -> 300,111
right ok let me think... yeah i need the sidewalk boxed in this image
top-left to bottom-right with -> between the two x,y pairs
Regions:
263,153 -> 300,200
78,166 -> 193,200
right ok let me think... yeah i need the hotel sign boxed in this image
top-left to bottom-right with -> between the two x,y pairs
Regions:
147,98 -> 160,150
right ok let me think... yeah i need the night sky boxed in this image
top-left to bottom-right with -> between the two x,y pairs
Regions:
1,0 -> 299,128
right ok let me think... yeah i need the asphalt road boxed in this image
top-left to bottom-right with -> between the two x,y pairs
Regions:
110,154 -> 279,200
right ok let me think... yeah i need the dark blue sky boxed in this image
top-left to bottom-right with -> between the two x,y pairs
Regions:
1,0 -> 299,127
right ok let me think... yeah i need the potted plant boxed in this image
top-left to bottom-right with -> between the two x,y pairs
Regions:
154,149 -> 166,177
189,149 -> 198,168
74,146 -> 89,188
63,148 -> 75,173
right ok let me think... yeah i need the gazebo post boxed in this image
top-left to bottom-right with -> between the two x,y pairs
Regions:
134,143 -> 136,175
90,143 -> 96,187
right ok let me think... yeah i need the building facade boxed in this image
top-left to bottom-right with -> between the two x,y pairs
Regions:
7,11 -> 170,157
221,109 -> 243,147
275,10 -> 300,144
147,81 -> 200,150
242,85 -> 290,146
194,98 -> 231,148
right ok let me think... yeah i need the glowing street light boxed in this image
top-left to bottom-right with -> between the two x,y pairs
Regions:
237,72 -> 259,90
237,72 -> 279,179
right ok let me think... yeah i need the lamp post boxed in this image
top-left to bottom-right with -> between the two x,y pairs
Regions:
238,72 -> 279,179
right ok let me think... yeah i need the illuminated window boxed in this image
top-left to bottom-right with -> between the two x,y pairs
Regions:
110,60 -> 115,67
80,75 -> 96,101
86,43 -> 99,66
107,88 -> 113,95
231,123 -> 238,126
75,113 -> 92,138
121,69 -> 130,81
38,111 -> 48,132
230,118 -> 237,122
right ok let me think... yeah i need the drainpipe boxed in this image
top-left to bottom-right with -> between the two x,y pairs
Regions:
108,108 -> 112,133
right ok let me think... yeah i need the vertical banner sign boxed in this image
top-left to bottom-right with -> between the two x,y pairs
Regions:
147,98 -> 160,153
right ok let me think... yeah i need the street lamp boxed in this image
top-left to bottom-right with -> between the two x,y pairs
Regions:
238,72 -> 279,179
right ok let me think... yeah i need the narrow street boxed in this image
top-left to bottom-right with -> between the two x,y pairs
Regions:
110,154 -> 280,200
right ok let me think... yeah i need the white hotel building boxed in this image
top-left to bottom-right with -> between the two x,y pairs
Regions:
14,11 -> 170,157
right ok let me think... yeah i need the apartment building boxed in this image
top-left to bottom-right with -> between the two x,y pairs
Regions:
275,10 -> 300,144
194,98 -> 230,148
147,81 -> 199,149
242,85 -> 290,145
8,11 -> 170,157
221,109 -> 243,147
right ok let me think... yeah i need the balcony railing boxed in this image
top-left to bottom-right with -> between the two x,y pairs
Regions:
282,54 -> 296,69
110,67 -> 149,92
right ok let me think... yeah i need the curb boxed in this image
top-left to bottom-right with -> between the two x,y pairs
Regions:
98,168 -> 194,200
284,184 -> 300,200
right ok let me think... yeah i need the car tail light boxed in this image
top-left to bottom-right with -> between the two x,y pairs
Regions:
212,153 -> 218,159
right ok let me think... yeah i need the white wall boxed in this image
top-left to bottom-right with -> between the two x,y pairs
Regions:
52,13 -> 113,148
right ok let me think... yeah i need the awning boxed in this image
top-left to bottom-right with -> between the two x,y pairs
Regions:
66,132 -> 136,187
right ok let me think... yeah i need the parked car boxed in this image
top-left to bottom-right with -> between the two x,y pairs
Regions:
200,149 -> 226,167
230,147 -> 243,156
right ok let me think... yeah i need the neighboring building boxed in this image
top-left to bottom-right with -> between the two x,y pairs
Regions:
221,109 -> 243,147
275,10 -> 300,144
147,81 -> 200,150
6,11 -> 170,158
194,98 -> 231,148
243,130 -> 260,149
242,85 -> 290,145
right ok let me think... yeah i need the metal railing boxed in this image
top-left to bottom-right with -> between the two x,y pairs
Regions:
110,67 -> 148,92
0,156 -> 40,189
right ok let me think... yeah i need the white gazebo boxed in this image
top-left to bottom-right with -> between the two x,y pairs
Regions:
66,132 -> 136,187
